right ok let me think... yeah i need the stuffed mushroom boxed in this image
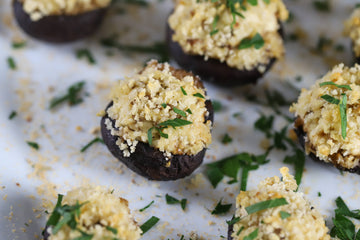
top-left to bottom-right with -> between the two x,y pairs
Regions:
13,0 -> 110,43
345,8 -> 360,63
290,64 -> 360,174
100,60 -> 213,180
43,186 -> 142,240
167,0 -> 288,87
228,167 -> 330,240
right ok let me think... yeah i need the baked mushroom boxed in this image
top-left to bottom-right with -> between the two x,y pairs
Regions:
290,64 -> 360,174
13,0 -> 110,43
228,167 -> 330,240
167,0 -> 288,87
100,60 -> 213,181
344,8 -> 360,63
43,186 -> 142,240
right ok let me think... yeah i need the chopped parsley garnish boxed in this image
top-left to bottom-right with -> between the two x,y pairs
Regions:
147,118 -> 192,145
161,103 -> 167,108
319,82 -> 352,90
236,226 -> 244,236
193,93 -> 205,99
211,199 -> 232,215
320,80 -> 351,139
8,111 -> 17,120
80,137 -> 104,152
105,226 -> 118,235
210,15 -> 220,36
43,194 -> 89,237
313,0 -> 331,12
7,57 -> 16,70
212,100 -> 222,112
173,107 -> 187,117
139,200 -> 155,212
283,149 -> 305,187
245,198 -> 288,214
254,114 -> 274,138
180,86 -> 187,95
76,49 -> 96,64
27,141 -> 39,150
221,133 -> 233,144
244,228 -> 258,240
100,35 -> 168,62
330,197 -> 360,240
49,81 -> 86,109
226,216 -> 240,225
280,211 -> 291,219
12,41 -> 26,49
318,192 -> 322,197
186,109 -> 192,114
165,194 -> 187,210
206,153 -> 269,190
140,216 -> 160,235
238,33 -> 264,50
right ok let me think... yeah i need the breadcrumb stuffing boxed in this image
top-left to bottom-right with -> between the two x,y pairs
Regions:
168,0 -> 288,72
344,8 -> 360,57
290,64 -> 360,169
20,0 -> 111,21
232,167 -> 330,240
48,186 -> 142,240
106,60 -> 212,156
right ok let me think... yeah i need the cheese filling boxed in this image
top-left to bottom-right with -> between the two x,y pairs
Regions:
47,186 -> 142,240
20,0 -> 111,21
168,0 -> 288,72
105,60 -> 212,157
290,64 -> 360,169
232,167 -> 330,240
345,8 -> 360,57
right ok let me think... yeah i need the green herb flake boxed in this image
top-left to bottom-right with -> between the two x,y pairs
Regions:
180,86 -> 187,95
8,111 -> 17,120
226,217 -> 240,225
244,228 -> 258,240
245,198 -> 288,215
236,226 -> 244,236
161,103 -> 167,108
318,192 -> 322,197
212,100 -> 222,112
321,95 -> 340,105
165,194 -> 187,211
158,118 -> 192,128
50,81 -> 86,109
140,216 -> 160,235
173,107 -> 187,117
280,211 -> 291,219
7,57 -> 16,70
283,149 -> 305,187
106,226 -> 118,235
80,137 -> 104,152
211,199 -> 232,215
76,49 -> 96,64
27,141 -> 39,150
193,93 -> 205,99
221,133 -> 233,144
339,94 -> 347,139
12,41 -> 26,49
254,115 -> 274,138
319,82 -> 352,90
313,0 -> 331,12
186,109 -> 192,114
210,15 -> 220,36
238,33 -> 264,50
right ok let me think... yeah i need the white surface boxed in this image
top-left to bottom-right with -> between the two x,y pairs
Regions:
0,0 -> 359,239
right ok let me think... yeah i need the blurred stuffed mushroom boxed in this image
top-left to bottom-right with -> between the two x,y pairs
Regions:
100,60 -> 213,180
13,0 -> 110,42
345,8 -> 360,63
167,0 -> 289,87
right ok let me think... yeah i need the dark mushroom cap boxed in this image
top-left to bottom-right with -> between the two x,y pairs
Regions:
13,0 -> 108,43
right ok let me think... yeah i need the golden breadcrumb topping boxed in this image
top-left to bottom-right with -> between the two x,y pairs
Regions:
344,8 -> 360,57
290,64 -> 360,169
20,0 -> 111,21
105,60 -> 212,157
232,167 -> 330,240
48,186 -> 142,240
168,0 -> 288,72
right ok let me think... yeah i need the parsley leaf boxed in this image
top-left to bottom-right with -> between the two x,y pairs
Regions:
211,199 -> 232,215
280,211 -> 291,219
139,200 -> 154,212
238,33 -> 264,50
319,82 -> 352,90
140,216 -> 159,235
76,49 -> 96,64
80,137 -> 104,152
165,194 -> 187,211
245,198 -> 288,214
49,81 -> 86,109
